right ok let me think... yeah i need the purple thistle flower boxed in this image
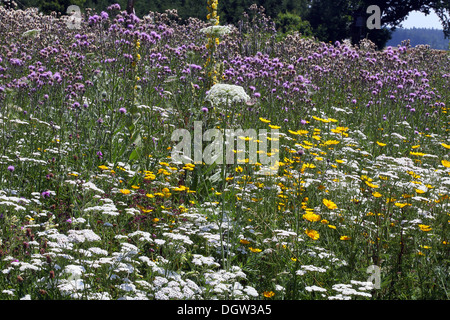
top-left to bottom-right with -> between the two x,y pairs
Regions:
7,165 -> 14,172
107,3 -> 121,10
119,107 -> 127,114
41,190 -> 51,198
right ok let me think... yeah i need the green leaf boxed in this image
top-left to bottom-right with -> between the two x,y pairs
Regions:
129,146 -> 141,161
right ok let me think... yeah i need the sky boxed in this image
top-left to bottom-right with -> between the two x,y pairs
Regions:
401,10 -> 443,29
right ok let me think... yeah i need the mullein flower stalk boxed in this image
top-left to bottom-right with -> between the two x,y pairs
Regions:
204,0 -> 220,89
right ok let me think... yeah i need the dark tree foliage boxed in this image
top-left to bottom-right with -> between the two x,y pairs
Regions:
305,0 -> 449,49
307,0 -> 353,44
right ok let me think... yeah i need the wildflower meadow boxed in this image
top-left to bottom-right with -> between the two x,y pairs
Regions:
0,2 -> 449,301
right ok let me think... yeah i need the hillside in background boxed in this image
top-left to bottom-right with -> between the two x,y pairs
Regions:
386,27 -> 449,50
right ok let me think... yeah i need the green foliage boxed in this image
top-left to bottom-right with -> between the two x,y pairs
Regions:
306,0 -> 352,44
274,11 -> 313,38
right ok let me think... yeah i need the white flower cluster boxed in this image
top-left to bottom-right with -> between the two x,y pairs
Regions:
328,282 -> 373,300
205,83 -> 250,106
152,276 -> 202,300
203,267 -> 258,299
200,25 -> 232,37
83,200 -> 120,216
21,29 -> 41,38
192,254 -> 220,267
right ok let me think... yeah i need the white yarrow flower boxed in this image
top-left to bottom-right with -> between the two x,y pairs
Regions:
305,285 -> 327,292
200,25 -> 232,37
206,84 -> 250,106
67,229 -> 101,243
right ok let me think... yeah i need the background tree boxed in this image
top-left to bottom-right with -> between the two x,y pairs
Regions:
126,0 -> 134,14
348,0 -> 450,48
306,0 -> 353,44
274,11 -> 313,38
